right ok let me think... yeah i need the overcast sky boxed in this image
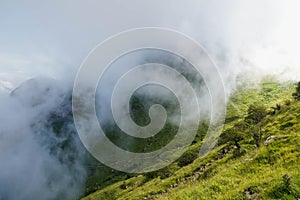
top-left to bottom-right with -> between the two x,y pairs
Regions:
0,0 -> 299,90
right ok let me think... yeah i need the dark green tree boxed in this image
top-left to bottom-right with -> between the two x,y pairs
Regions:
249,124 -> 262,148
292,81 -> 300,100
246,103 -> 267,147
219,121 -> 249,150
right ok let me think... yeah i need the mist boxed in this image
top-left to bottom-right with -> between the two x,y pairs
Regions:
1,0 -> 300,199
0,77 -> 88,200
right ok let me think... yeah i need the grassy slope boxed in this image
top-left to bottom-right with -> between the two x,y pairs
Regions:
82,80 -> 300,200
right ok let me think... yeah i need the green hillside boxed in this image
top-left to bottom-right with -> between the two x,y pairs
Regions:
82,79 -> 300,200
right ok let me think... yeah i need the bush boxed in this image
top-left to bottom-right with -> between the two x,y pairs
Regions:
268,174 -> 300,199
145,164 -> 178,179
285,99 -> 291,106
177,149 -> 198,167
246,103 -> 267,124
232,147 -> 247,158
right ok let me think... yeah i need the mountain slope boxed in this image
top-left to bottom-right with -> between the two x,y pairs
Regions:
82,80 -> 300,200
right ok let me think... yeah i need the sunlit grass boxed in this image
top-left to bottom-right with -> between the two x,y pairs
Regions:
82,80 -> 300,200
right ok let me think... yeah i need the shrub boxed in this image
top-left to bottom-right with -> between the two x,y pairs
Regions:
177,149 -> 198,167
246,103 -> 267,124
268,174 -> 300,199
